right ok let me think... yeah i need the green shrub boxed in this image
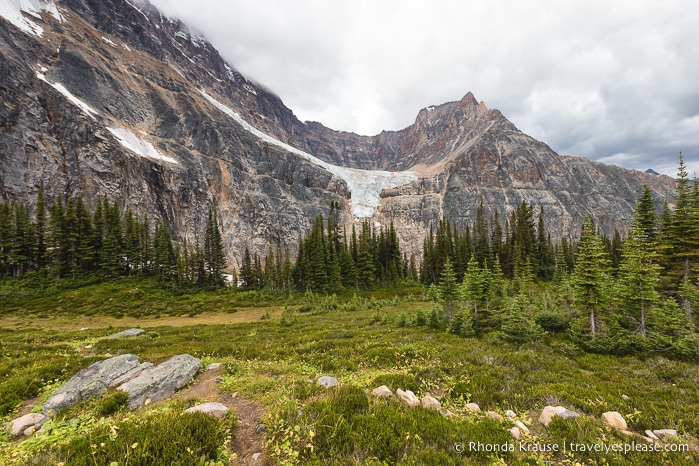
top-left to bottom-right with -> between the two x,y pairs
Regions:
95,390 -> 129,417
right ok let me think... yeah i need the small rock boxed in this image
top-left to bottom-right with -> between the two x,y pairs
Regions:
108,328 -> 145,339
487,411 -> 504,421
185,402 -> 229,419
9,413 -> 47,436
396,388 -> 420,407
652,429 -> 677,438
252,452 -> 262,461
621,394 -> 629,400
645,429 -> 659,440
505,409 -> 516,420
80,327 -> 89,331
23,426 -> 37,437
421,394 -> 441,410
465,402 -> 481,413
317,376 -> 337,388
372,385 -> 393,398
620,430 -> 635,436
84,345 -> 93,349
255,423 -> 267,434
539,406 -> 579,426
509,426 -> 521,440
205,363 -> 222,371
104,353 -> 113,358
601,411 -> 628,430
515,420 -> 529,434
444,410 -> 456,417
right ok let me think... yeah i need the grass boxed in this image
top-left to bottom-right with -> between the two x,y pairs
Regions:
0,278 -> 697,464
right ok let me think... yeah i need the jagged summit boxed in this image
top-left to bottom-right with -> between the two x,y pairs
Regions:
0,0 -> 676,265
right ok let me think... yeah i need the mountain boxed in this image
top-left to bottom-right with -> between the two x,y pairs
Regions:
0,0 -> 676,267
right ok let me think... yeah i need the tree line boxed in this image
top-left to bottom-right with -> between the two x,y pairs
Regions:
0,188 -> 226,287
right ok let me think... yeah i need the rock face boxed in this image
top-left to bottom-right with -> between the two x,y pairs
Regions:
118,354 -> 200,410
601,411 -> 628,430
185,402 -> 229,419
108,328 -> 145,339
0,0 -> 677,267
43,354 -> 140,416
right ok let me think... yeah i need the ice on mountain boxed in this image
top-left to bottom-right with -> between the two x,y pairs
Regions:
36,72 -> 99,119
107,127 -> 179,165
199,90 -> 419,218
0,0 -> 65,36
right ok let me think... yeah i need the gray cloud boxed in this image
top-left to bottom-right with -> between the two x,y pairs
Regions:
150,0 -> 699,177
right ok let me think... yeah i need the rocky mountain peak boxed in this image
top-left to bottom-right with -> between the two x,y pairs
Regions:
0,0 -> 678,267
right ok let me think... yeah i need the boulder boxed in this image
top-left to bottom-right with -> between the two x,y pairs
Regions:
539,406 -> 579,426
645,429 -> 659,440
465,403 -> 481,413
396,389 -> 420,407
317,376 -> 337,388
652,429 -> 677,438
421,394 -> 441,410
185,402 -> 229,419
487,411 -> 504,421
509,426 -> 521,440
372,385 -> 393,398
601,411 -> 627,430
505,409 -> 516,420
118,354 -> 200,410
515,420 -> 530,434
108,362 -> 154,388
108,328 -> 145,339
43,354 -> 141,416
9,413 -> 47,436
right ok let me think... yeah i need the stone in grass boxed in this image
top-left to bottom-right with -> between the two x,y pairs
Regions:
645,430 -> 659,440
396,389 -> 420,407
487,411 -> 504,421
317,376 -> 338,388
515,420 -> 530,434
538,406 -> 579,426
43,354 -> 141,416
421,394 -> 441,410
185,402 -> 229,419
9,413 -> 47,437
509,426 -> 521,440
119,354 -> 200,410
652,429 -> 677,438
372,385 -> 393,398
108,328 -> 145,339
465,403 -> 481,413
505,410 -> 516,420
206,363 -> 223,371
601,411 -> 627,430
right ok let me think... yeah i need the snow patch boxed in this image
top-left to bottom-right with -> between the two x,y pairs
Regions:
106,126 -> 179,165
36,72 -> 98,119
101,36 -> 116,47
243,83 -> 258,96
122,43 -> 131,52
0,0 -> 64,37
175,30 -> 188,41
199,90 -> 419,218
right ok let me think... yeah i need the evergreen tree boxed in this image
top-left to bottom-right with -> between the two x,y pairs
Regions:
204,205 -> 226,286
439,257 -> 459,319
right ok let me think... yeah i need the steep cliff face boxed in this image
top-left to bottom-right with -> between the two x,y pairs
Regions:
0,0 -> 677,266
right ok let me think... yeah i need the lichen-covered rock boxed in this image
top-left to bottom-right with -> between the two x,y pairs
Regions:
43,354 -> 140,416
118,354 -> 200,410
652,429 -> 677,438
108,328 -> 145,339
396,389 -> 420,407
9,413 -> 47,436
372,385 -> 393,398
185,402 -> 229,419
108,362 -> 154,388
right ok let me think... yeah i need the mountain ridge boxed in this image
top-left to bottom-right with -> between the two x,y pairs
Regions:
0,0 -> 677,266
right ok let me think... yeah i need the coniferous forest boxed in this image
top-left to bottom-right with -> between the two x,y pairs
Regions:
1,155 -> 698,358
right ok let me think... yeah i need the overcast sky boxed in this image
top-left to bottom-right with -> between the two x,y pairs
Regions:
150,0 -> 699,177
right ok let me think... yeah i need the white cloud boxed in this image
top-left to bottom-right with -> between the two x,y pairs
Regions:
149,0 -> 699,177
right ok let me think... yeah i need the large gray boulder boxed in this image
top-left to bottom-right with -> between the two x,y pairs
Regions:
42,354 -> 141,416
118,354 -> 200,410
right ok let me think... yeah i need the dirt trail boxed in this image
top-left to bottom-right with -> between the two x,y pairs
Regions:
174,367 -> 270,465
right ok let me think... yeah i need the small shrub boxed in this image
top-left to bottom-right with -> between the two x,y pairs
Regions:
95,390 -> 129,417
